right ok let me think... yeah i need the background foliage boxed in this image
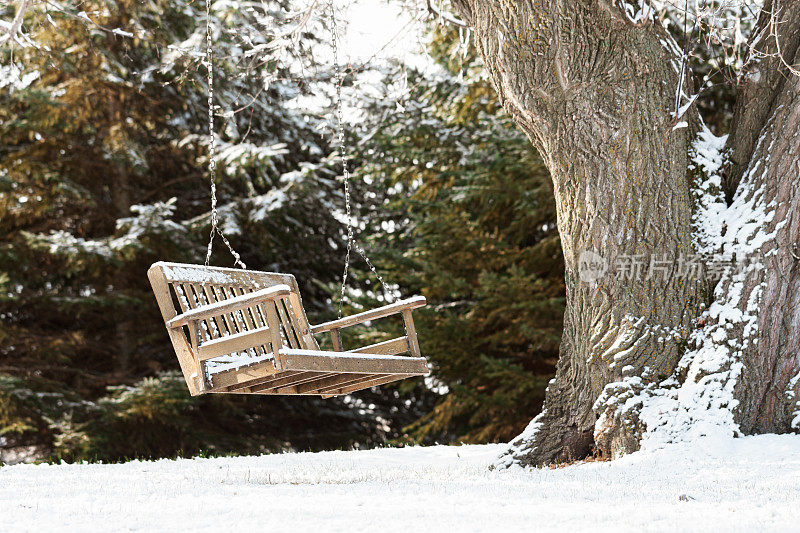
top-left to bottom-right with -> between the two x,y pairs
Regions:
351,27 -> 563,443
1,0 -> 564,463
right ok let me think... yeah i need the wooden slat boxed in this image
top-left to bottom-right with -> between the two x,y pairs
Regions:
251,371 -> 335,392
322,374 -> 413,397
183,283 -> 201,310
264,299 -> 285,368
230,287 -> 270,355
196,326 -> 274,361
167,284 -> 291,328
206,362 -> 281,390
232,286 -> 260,331
173,283 -> 190,312
230,286 -> 269,358
402,309 -> 422,358
330,328 -> 343,351
246,290 -> 276,355
226,370 -> 305,392
195,283 -> 224,342
280,298 -> 307,349
235,287 -> 272,359
349,337 -> 410,356
181,283 -> 212,342
203,284 -> 235,337
197,283 -> 229,340
311,296 -> 426,334
278,349 -> 428,375
275,300 -> 300,349
287,292 -> 317,350
174,284 -> 202,352
159,261 -> 294,288
219,372 -> 417,396
246,371 -> 320,391
268,376 -> 350,395
297,373 -> 387,394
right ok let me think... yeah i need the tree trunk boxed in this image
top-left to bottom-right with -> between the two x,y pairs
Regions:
732,69 -> 800,433
725,1 -> 800,433
450,0 -> 800,466
108,100 -> 135,377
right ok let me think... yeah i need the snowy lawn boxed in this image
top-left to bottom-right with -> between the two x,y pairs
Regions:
1,434 -> 798,532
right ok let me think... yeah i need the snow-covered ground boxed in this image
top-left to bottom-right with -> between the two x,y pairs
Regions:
1,434 -> 798,532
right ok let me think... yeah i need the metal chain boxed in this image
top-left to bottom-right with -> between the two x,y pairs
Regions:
204,0 -> 246,270
328,1 -> 390,318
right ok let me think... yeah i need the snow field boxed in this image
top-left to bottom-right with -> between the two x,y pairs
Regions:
1,434 -> 799,532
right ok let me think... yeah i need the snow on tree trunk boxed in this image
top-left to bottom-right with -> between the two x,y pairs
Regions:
731,73 -> 800,434
450,0 -> 800,466
724,1 -> 800,434
632,2 -> 800,447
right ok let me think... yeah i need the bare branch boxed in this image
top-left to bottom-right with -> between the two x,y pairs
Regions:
0,0 -> 35,46
426,0 -> 469,28
767,0 -> 800,76
259,0 -> 319,53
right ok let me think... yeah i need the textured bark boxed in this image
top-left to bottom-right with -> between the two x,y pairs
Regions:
452,0 -> 705,465
725,2 -> 800,433
725,0 -> 800,199
733,76 -> 800,433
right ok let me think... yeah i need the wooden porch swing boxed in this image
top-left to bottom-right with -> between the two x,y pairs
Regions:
149,262 -> 427,397
149,2 -> 428,396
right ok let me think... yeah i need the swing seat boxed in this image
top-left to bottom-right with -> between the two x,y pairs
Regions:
147,262 -> 428,396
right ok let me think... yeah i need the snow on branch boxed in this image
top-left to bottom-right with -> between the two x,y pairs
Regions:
1,0 -> 140,50
0,0 -> 35,47
426,0 -> 468,28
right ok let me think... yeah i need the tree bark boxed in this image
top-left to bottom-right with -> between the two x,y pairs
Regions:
733,69 -> 800,433
725,1 -> 800,433
725,0 -> 800,198
451,0 -> 800,466
452,0 -> 705,465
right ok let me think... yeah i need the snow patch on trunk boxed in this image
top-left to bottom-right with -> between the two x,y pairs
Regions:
610,124 -> 780,451
788,371 -> 800,429
496,409 -> 548,468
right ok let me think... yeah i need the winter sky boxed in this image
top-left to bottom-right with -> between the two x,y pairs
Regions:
340,0 -> 427,67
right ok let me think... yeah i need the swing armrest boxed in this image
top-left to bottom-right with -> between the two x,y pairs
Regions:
167,284 -> 292,329
310,296 -> 427,334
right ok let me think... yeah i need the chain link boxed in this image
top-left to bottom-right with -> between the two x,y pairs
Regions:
329,1 -> 391,318
204,0 -> 246,270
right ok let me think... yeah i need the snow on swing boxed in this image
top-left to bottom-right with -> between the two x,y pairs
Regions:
204,349 -> 275,377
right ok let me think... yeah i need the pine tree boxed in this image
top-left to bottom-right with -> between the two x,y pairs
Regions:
0,0 -> 416,462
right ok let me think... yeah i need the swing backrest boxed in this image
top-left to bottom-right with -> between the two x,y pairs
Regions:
148,262 -> 320,356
